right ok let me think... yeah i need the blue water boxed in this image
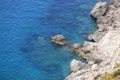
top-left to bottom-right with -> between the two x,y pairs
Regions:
0,0 -> 106,80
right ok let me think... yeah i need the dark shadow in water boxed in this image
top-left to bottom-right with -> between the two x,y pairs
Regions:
25,34 -> 40,43
20,47 -> 30,53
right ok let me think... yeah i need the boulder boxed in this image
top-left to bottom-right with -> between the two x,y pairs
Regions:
51,34 -> 67,45
70,59 -> 86,72
90,2 -> 108,18
51,34 -> 65,41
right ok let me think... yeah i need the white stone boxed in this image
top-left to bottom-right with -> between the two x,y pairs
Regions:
90,2 -> 108,18
70,59 -> 86,72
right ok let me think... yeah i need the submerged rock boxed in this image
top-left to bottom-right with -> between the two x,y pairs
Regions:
90,2 -> 108,18
51,34 -> 67,45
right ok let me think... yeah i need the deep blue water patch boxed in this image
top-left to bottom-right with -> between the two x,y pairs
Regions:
0,0 -> 106,80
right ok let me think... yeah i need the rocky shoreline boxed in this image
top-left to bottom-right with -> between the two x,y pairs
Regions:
65,0 -> 120,80
51,0 -> 120,80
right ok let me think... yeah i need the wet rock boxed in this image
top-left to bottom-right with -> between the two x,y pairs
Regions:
90,2 -> 108,18
70,59 -> 86,72
51,34 -> 67,45
72,43 -> 81,49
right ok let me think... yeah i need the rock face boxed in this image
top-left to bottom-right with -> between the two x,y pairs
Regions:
90,2 -> 108,18
97,29 -> 120,56
65,0 -> 120,80
51,34 -> 67,45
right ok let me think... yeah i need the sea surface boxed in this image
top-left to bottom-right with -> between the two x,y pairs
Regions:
0,0 -> 106,80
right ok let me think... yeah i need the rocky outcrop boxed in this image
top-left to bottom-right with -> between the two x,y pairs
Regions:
66,30 -> 120,80
51,34 -> 67,45
65,0 -> 120,80
90,2 -> 108,18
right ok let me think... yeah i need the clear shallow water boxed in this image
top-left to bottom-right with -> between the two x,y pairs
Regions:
0,0 -> 105,80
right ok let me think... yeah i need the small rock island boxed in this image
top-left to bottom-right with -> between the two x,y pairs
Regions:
51,0 -> 120,80
51,34 -> 67,45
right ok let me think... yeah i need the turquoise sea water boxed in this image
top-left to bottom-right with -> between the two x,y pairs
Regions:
0,0 -> 106,80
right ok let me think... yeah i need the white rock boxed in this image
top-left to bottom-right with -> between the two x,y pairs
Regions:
90,2 -> 108,18
91,64 -> 98,70
70,59 -> 86,72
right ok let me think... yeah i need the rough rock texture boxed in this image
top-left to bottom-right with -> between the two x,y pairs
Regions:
97,29 -> 120,57
65,0 -> 120,80
90,2 -> 108,18
111,0 -> 120,8
70,59 -> 87,72
66,30 -> 120,80
51,34 -> 67,45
